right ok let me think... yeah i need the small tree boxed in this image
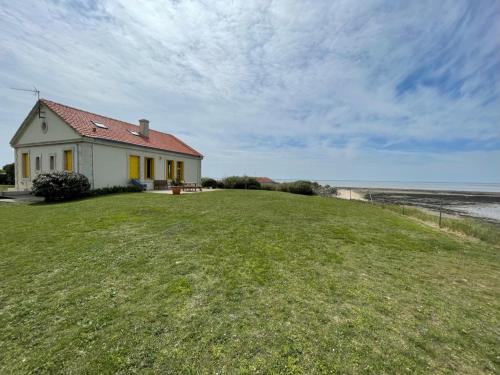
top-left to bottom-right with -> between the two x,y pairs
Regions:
0,169 -> 6,184
2,163 -> 15,185
201,177 -> 217,188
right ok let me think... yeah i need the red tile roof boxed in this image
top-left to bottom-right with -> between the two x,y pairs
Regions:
255,177 -> 275,184
40,99 -> 202,157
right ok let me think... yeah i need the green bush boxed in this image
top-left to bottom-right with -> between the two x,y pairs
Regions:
260,183 -> 278,191
0,170 -> 7,185
214,177 -> 319,196
222,176 -> 261,189
312,183 -> 337,196
201,177 -> 218,188
2,163 -> 14,184
278,180 -> 314,195
32,171 -> 91,202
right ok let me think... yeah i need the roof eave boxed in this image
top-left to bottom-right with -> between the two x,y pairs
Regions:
10,100 -> 42,146
82,135 -> 203,158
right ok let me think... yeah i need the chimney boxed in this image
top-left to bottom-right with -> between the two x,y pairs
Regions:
139,119 -> 149,137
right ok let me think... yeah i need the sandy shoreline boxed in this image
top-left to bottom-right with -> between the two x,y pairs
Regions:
336,188 -> 366,201
336,187 -> 500,223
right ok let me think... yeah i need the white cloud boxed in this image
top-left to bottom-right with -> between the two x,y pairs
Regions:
0,0 -> 499,182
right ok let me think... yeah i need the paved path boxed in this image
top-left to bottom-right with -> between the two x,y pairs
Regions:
0,198 -> 16,203
336,188 -> 366,201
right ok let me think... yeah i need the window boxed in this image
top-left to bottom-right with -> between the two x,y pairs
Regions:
129,130 -> 140,136
21,153 -> 30,178
176,161 -> 184,181
129,155 -> 140,179
49,155 -> 55,170
166,160 -> 174,179
64,150 -> 73,172
91,120 -> 108,129
145,157 -> 155,179
35,156 -> 41,171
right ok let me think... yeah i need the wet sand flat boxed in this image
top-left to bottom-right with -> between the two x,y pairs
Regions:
346,188 -> 500,223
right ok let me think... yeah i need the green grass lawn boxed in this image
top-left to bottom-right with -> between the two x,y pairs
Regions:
1,191 -> 498,374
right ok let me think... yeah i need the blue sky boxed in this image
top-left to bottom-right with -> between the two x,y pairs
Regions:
1,0 -> 499,182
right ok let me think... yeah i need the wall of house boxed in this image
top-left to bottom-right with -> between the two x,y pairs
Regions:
11,103 -> 202,191
78,143 -> 94,187
12,103 -> 83,191
92,141 -> 202,189
14,140 -> 202,191
15,103 -> 82,145
14,143 -> 78,191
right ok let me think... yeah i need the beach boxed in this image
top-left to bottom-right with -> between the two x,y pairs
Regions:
336,187 -> 500,224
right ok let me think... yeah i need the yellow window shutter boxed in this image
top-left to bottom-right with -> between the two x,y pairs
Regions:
64,150 -> 73,172
22,153 -> 30,178
129,155 -> 140,179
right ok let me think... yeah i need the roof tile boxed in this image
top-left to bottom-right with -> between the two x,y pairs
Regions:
41,99 -> 202,157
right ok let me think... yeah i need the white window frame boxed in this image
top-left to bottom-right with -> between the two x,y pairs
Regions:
35,155 -> 42,173
20,151 -> 30,180
49,154 -> 57,171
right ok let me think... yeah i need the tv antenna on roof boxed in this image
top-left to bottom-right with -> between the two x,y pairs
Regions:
11,86 -> 40,100
11,86 -> 45,118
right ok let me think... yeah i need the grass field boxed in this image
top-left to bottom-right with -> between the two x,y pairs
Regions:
384,204 -> 500,245
1,191 -> 498,374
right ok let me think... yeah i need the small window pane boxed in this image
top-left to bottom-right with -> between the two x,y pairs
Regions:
176,161 -> 184,181
167,160 -> 174,179
145,157 -> 154,179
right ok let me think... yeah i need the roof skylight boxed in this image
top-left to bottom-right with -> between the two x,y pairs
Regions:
91,120 -> 108,129
129,130 -> 140,136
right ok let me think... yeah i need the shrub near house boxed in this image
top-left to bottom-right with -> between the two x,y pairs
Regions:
0,169 -> 6,185
1,163 -> 15,185
223,176 -> 261,189
32,172 -> 91,202
32,171 -> 143,202
201,177 -> 218,189
207,177 -> 337,196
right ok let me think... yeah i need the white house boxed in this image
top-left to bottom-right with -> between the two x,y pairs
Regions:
10,99 -> 203,191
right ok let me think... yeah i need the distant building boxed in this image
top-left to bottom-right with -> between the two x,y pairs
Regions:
10,99 -> 203,191
255,177 -> 276,184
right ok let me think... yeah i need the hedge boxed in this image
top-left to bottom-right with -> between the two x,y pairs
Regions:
32,171 -> 91,202
32,171 -> 143,202
222,176 -> 261,189
89,185 -> 143,196
201,177 -> 218,188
